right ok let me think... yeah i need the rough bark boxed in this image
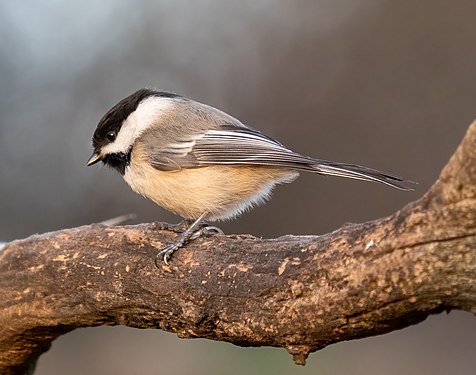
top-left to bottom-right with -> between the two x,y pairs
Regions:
1,122 -> 476,375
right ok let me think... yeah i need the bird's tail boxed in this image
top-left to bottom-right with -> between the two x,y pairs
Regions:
309,160 -> 415,191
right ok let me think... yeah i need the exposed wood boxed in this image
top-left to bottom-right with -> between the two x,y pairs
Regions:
1,121 -> 476,374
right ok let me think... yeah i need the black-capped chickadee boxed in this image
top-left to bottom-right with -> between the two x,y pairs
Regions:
88,88 -> 413,264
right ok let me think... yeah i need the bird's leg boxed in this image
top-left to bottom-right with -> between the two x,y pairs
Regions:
155,213 -> 223,266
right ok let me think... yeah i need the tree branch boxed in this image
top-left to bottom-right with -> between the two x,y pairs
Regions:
1,121 -> 476,375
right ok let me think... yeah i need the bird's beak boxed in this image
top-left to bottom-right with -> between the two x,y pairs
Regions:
87,152 -> 102,166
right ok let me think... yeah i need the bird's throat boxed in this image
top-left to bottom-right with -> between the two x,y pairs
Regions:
102,149 -> 132,175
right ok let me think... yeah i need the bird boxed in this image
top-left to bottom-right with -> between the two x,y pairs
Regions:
88,88 -> 414,264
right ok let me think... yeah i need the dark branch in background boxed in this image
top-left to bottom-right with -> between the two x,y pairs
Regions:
1,122 -> 476,375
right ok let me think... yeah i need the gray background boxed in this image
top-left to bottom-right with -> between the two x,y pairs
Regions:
1,1 -> 475,374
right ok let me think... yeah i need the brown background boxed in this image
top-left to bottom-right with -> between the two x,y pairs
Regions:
0,1 -> 475,374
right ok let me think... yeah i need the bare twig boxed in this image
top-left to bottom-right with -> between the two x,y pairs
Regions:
99,213 -> 137,226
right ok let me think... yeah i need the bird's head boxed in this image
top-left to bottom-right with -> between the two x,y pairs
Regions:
87,88 -> 179,174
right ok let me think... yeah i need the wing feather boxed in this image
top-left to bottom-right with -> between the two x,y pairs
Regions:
147,125 -> 413,190
192,127 -> 315,168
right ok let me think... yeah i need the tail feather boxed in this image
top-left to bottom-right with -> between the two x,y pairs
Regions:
310,160 -> 415,191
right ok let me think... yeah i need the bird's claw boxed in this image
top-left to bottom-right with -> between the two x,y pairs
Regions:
202,225 -> 224,235
155,243 -> 181,266
189,225 -> 224,241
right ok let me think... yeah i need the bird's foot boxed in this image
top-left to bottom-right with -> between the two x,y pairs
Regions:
189,225 -> 224,240
156,241 -> 184,266
152,219 -> 193,233
155,221 -> 223,267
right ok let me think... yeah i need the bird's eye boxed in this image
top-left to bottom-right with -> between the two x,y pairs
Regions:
106,131 -> 116,142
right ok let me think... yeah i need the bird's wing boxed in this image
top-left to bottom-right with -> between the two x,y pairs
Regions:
148,125 -> 315,170
148,125 -> 413,190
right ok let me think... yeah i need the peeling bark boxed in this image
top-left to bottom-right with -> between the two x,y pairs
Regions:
1,121 -> 476,374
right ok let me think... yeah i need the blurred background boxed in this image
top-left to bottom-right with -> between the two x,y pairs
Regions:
1,0 -> 475,374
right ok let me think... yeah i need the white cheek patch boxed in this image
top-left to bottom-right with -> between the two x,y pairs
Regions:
101,96 -> 175,155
